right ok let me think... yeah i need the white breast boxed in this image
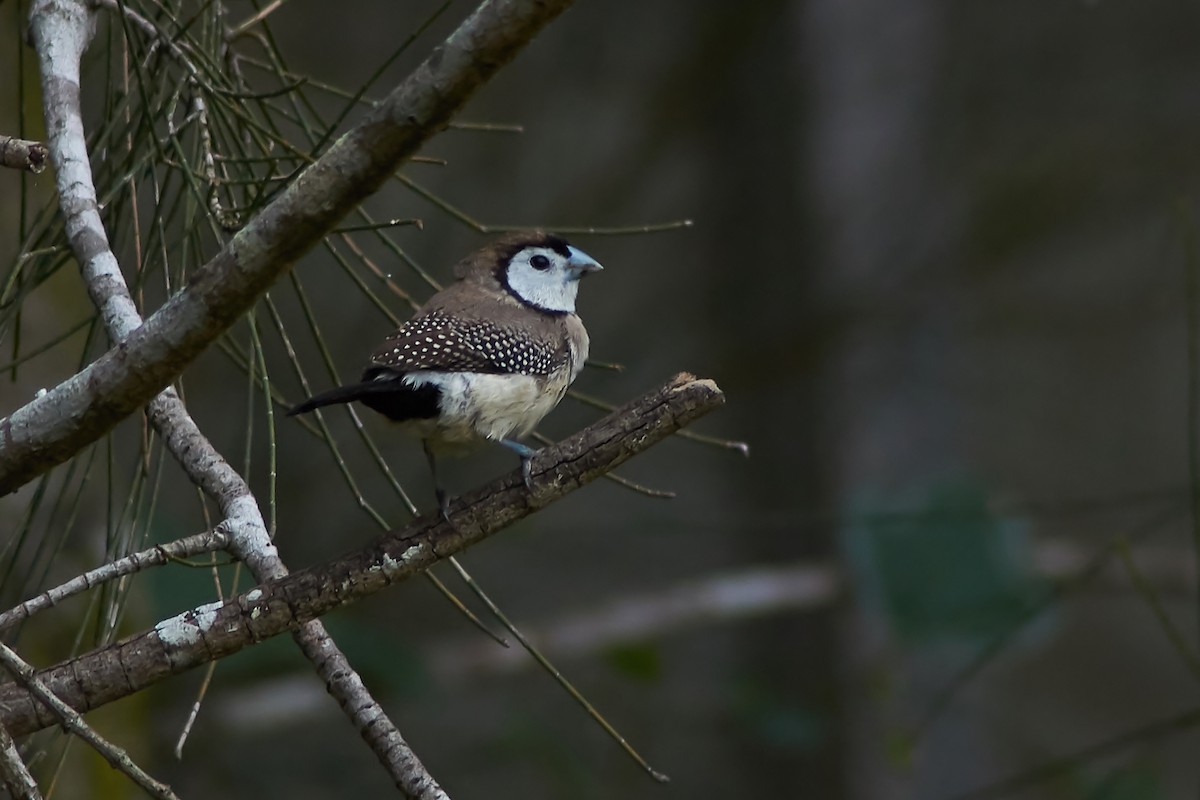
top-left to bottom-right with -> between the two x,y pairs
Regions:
402,370 -> 571,448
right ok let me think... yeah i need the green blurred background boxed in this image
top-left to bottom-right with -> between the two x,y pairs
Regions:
4,0 -> 1200,798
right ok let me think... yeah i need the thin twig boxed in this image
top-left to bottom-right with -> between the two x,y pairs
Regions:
89,0 -> 202,83
335,218 -> 424,233
175,546 -> 236,759
226,0 -> 286,40
1115,538 -> 1200,679
397,174 -> 692,236
592,469 -> 676,498
583,358 -> 624,372
567,387 -> 749,455
447,120 -> 524,133
950,705 -> 1200,800
174,635 -> 220,759
445,557 -> 669,782
430,562 -> 839,680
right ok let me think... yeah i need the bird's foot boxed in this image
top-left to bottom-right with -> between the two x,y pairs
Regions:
519,454 -> 534,492
500,439 -> 538,493
435,487 -> 451,523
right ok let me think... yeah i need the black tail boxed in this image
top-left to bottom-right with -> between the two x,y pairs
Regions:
287,378 -> 441,422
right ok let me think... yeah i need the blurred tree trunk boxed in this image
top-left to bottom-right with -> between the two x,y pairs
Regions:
692,2 -> 846,796
804,1 -> 950,797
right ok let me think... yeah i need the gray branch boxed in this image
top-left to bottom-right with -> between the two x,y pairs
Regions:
0,528 -> 231,634
0,722 -> 40,800
0,374 -> 725,738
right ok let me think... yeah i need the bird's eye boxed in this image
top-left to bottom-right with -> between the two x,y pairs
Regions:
529,254 -> 551,271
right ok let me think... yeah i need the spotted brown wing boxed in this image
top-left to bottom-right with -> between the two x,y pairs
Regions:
366,311 -> 564,377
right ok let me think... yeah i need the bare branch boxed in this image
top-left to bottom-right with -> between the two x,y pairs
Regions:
288,626 -> 448,800
0,374 -> 724,738
0,136 -> 48,174
0,722 -> 40,800
0,643 -> 177,799
0,528 -> 231,634
88,0 -> 198,79
226,0 -> 287,41
0,0 -> 578,495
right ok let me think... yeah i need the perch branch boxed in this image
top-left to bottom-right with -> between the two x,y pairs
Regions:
0,374 -> 724,737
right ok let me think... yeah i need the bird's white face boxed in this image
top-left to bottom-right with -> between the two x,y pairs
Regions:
503,244 -> 603,314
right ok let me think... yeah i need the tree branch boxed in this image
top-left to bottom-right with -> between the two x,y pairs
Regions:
0,721 -> 40,800
0,136 -> 48,174
0,374 -> 724,737
0,0 -> 578,495
0,643 -> 178,799
0,528 -> 231,634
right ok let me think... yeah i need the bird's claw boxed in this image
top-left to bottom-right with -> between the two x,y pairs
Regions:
435,488 -> 451,523
520,455 -> 534,493
499,438 -> 538,493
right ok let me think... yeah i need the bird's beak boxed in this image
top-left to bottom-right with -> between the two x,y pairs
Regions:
566,246 -> 603,279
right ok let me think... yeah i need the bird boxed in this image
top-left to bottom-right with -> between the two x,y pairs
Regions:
287,231 -> 602,519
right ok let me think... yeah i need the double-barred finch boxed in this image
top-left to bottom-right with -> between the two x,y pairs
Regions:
288,231 -> 602,518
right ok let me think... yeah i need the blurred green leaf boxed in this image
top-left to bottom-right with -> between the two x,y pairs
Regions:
846,480 -> 1041,643
885,730 -> 916,770
733,681 -> 828,753
602,643 -> 662,684
317,617 -> 432,698
1084,763 -> 1162,800
752,706 -> 826,751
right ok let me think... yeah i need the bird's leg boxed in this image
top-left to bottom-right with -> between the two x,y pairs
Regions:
499,438 -> 538,492
423,440 -> 451,522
